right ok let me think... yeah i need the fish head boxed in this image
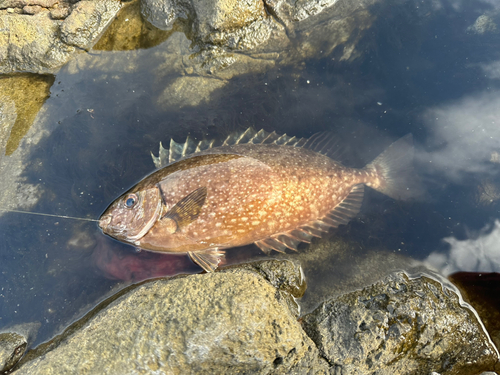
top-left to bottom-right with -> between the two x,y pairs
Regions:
99,186 -> 162,244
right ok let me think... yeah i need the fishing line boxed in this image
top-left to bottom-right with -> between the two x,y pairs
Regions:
0,208 -> 99,222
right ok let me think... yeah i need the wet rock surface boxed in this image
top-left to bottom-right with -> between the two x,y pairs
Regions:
449,272 -> 500,353
0,323 -> 40,373
302,271 -> 499,374
11,260 -> 500,374
140,0 -> 377,78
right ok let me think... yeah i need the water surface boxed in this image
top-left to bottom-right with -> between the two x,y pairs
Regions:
1,0 -> 500,347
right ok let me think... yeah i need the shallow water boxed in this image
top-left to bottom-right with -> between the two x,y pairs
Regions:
1,0 -> 500,348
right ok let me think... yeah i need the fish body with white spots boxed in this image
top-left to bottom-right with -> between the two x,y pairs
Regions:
99,129 -> 417,272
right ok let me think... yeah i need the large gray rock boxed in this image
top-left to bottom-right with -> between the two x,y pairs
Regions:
302,271 -> 500,374
13,260 -> 328,374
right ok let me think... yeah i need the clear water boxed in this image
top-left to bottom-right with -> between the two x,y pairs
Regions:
1,0 -> 500,348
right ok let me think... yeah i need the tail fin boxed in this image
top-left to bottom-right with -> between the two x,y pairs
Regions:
364,134 -> 421,200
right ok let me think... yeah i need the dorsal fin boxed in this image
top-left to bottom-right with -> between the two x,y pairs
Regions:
254,184 -> 364,255
300,132 -> 345,161
151,128 -> 349,169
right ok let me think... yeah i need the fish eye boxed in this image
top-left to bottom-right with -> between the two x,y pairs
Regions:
124,194 -> 138,209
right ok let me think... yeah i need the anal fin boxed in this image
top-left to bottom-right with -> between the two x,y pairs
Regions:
188,249 -> 225,272
323,184 -> 364,228
254,233 -> 301,255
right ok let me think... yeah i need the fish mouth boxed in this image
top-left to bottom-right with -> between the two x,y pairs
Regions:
99,214 -> 112,230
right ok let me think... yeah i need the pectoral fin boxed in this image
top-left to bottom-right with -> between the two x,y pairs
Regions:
188,249 -> 225,272
162,186 -> 207,230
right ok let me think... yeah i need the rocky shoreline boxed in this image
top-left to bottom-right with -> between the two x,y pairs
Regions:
2,259 -> 498,374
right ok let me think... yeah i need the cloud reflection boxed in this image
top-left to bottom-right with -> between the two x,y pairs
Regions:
419,90 -> 500,180
479,60 -> 500,79
426,220 -> 500,275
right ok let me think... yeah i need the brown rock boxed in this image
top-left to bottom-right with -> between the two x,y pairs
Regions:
49,6 -> 70,20
22,4 -> 42,14
60,0 -> 122,50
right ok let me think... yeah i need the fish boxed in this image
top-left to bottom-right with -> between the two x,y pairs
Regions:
99,128 -> 418,272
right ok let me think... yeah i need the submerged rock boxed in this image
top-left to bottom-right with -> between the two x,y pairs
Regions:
302,271 -> 499,374
449,272 -> 500,352
93,0 -> 171,51
0,74 -> 53,212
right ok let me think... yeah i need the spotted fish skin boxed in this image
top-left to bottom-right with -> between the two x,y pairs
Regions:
99,131 -> 417,272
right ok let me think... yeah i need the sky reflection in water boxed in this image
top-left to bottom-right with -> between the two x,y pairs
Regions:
1,0 -> 500,347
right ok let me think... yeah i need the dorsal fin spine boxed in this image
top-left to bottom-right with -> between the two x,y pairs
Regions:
182,136 -> 190,157
153,127 -> 343,169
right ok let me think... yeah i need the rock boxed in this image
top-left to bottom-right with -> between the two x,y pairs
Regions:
0,322 -> 40,373
140,0 -> 377,75
13,260 -> 327,374
302,271 -> 499,374
448,272 -> 500,352
93,0 -> 171,51
0,0 -> 122,74
141,0 -> 283,77
265,0 -> 339,24
22,5 -> 43,14
142,0 -> 267,34
0,12 -> 65,73
0,94 -> 16,159
157,75 -> 227,108
0,74 -> 54,156
60,0 -> 122,50
273,236 -> 427,315
49,5 -> 70,20
0,333 -> 26,373
0,0 -> 59,8
0,74 -> 52,212
132,0 -> 380,106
